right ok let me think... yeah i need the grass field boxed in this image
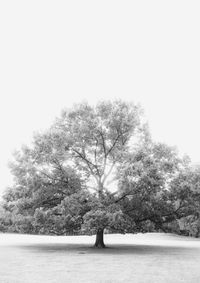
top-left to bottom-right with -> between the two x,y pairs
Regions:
0,232 -> 200,283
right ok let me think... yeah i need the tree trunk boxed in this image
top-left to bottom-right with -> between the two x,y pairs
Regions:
94,229 -> 106,248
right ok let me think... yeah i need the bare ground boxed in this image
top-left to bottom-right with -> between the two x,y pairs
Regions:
0,233 -> 200,283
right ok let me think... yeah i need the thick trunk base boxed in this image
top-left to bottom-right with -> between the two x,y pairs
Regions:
94,229 -> 106,248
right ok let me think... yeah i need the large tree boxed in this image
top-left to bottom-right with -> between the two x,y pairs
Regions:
2,100 -> 198,247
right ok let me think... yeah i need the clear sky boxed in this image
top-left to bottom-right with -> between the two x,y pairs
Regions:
0,1 -> 200,197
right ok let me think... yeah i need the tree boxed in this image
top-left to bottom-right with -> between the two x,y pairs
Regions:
2,100 -> 198,247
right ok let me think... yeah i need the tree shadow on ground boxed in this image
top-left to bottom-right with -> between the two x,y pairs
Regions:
15,243 -> 200,256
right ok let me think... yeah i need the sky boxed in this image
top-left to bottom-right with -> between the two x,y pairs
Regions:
0,1 -> 200,197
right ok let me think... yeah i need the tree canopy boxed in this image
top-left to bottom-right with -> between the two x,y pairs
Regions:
1,100 -> 200,247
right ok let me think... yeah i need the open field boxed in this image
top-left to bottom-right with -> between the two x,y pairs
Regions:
1,233 -> 200,283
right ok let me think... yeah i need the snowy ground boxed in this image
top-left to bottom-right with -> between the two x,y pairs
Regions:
1,233 -> 200,283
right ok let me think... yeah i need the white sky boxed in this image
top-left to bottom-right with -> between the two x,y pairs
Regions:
0,1 -> 200,197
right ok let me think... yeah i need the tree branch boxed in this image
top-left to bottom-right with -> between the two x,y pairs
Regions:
102,161 -> 116,184
97,130 -> 107,158
106,133 -> 121,157
71,148 -> 99,183
115,191 -> 133,203
38,170 -> 68,184
134,202 -> 185,224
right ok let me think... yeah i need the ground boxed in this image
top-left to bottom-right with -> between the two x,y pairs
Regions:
0,233 -> 200,283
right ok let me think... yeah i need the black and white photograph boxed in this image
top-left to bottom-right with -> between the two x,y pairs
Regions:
0,1 -> 200,282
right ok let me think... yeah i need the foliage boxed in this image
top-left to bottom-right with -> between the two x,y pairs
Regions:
1,100 -> 200,243
166,166 -> 200,236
